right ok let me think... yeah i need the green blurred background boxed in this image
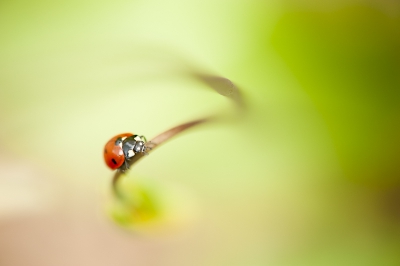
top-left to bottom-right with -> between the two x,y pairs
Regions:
1,0 -> 399,265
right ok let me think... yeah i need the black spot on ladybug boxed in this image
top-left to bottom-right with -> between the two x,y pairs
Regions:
111,159 -> 117,165
104,149 -> 107,153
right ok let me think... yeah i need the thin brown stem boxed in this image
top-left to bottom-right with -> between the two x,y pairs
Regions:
112,118 -> 210,194
111,73 -> 245,197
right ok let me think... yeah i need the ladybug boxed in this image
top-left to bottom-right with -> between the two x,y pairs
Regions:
104,133 -> 148,170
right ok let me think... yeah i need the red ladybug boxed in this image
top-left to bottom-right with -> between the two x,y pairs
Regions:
104,133 -> 148,170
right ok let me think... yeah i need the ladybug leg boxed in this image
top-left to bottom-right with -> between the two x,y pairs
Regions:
143,141 -> 155,155
145,141 -> 155,150
122,149 -> 131,170
124,159 -> 130,170
118,163 -> 127,173
138,135 -> 147,142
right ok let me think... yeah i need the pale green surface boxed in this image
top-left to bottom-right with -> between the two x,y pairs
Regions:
1,0 -> 400,265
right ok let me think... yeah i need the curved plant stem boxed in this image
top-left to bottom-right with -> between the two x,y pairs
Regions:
112,118 -> 209,193
112,74 -> 245,196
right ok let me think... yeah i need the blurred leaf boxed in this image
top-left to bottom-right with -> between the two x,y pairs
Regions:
271,4 -> 400,186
